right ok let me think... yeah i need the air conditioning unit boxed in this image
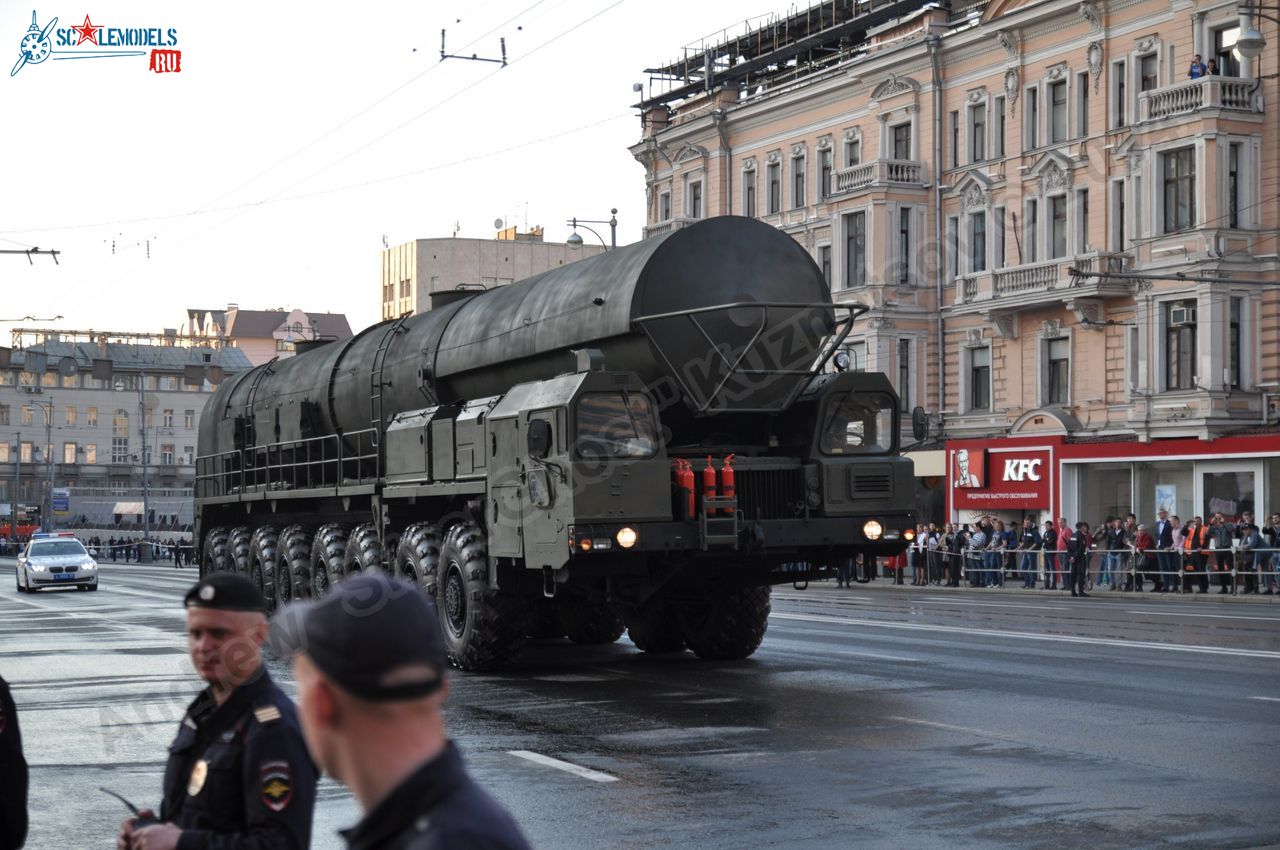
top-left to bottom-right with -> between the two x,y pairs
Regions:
1170,306 -> 1197,326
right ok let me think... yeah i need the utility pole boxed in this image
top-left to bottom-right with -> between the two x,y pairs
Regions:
10,430 -> 18,550
138,372 -> 151,562
42,397 -> 53,532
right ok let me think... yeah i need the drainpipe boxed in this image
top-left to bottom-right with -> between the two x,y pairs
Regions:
927,35 -> 945,418
714,108 -> 732,216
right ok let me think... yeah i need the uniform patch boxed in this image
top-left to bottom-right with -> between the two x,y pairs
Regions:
218,729 -> 236,743
254,705 -> 282,724
260,761 -> 293,812
188,759 -> 208,796
199,585 -> 215,601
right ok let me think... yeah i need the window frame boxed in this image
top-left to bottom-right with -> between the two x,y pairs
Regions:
967,345 -> 992,412
1161,146 -> 1196,234
844,210 -> 867,289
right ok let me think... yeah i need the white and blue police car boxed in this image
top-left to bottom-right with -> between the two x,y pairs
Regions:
15,532 -> 99,592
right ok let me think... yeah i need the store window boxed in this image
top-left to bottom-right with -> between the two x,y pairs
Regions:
1135,461 -> 1195,522
1076,462 -> 1133,524
1204,470 -> 1255,520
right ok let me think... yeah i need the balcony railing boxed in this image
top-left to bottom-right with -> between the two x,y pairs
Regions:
829,159 -> 925,196
643,216 -> 697,238
954,252 -> 1130,306
1139,76 -> 1262,122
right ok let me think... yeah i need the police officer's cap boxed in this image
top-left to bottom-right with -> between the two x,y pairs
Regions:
269,573 -> 445,702
184,573 -> 268,613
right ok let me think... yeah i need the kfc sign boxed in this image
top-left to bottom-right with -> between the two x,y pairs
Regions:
950,447 -> 1053,510
1002,458 -> 1043,482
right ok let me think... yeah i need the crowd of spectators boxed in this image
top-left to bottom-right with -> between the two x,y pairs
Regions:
898,510 -> 1280,595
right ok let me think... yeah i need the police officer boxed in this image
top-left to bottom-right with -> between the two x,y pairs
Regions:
271,573 -> 532,850
1,675 -> 28,850
116,574 -> 316,850
1068,521 -> 1091,597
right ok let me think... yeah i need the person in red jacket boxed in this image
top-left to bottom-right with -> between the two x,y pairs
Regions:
1182,517 -> 1211,593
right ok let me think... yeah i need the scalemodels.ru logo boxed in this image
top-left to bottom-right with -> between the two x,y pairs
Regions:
10,10 -> 181,76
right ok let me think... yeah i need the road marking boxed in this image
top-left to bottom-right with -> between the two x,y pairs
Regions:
888,716 -> 1019,742
769,611 -> 1280,659
916,599 -> 1066,611
508,750 -> 619,783
1249,696 -> 1280,703
1125,611 -> 1280,622
773,593 -> 872,603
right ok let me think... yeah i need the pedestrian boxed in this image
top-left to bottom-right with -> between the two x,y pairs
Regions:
1209,512 -> 1235,594
968,523 -> 988,587
1068,521 -> 1091,597
948,523 -> 968,587
110,535 -> 118,563
926,523 -> 943,585
1041,520 -> 1058,589
1153,509 -> 1173,592
272,573 -> 533,850
1263,512 -> 1280,594
1206,58 -> 1219,75
1238,519 -> 1262,595
1020,517 -> 1041,588
116,574 -> 317,850
1,674 -> 29,850
1133,524 -> 1154,592
1182,516 -> 1211,593
987,520 -> 1007,587
1055,517 -> 1072,591
1188,53 -> 1207,78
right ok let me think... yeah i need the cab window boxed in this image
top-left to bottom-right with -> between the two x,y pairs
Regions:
575,392 -> 659,459
819,391 -> 894,455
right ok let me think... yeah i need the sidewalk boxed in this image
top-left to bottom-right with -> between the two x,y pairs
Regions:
797,576 -> 1280,604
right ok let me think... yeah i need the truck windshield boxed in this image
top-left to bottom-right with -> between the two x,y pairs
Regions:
818,391 -> 894,455
575,392 -> 659,459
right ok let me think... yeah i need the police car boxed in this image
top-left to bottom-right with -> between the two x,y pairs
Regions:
15,532 -> 99,593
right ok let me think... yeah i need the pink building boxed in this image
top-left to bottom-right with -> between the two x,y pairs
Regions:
632,0 -> 1279,524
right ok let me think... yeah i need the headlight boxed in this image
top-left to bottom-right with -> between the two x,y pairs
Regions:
863,520 -> 883,541
31,564 -> 47,572
903,528 -> 916,541
616,527 -> 638,549
82,562 -> 97,570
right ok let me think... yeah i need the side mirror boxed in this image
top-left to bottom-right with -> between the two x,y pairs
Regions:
527,418 -> 553,460
911,406 -> 929,442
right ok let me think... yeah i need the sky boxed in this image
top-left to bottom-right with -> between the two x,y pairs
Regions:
1,0 -> 779,341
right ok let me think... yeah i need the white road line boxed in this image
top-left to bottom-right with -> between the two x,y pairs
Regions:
768,611 -> 1280,659
888,716 -> 1020,742
1249,696 -> 1280,703
773,593 -> 872,603
507,750 -> 619,783
1125,610 -> 1280,622
915,599 -> 1066,611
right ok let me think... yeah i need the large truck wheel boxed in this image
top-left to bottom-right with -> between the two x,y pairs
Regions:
622,604 -> 687,654
396,522 -> 441,597
229,527 -> 253,578
279,525 -> 314,602
249,526 -> 280,613
437,522 -> 529,671
344,522 -> 382,577
201,527 -> 231,578
559,599 -> 625,645
679,586 -> 771,661
311,524 -> 348,598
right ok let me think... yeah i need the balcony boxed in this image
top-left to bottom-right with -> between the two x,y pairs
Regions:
643,216 -> 697,238
1138,76 -> 1262,123
951,252 -> 1131,312
828,159 -> 926,197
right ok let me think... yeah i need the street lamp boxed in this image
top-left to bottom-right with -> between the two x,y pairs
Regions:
1234,1 -> 1275,61
566,209 -> 618,250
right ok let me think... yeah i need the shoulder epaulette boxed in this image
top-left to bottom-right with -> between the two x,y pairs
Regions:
254,705 -> 282,724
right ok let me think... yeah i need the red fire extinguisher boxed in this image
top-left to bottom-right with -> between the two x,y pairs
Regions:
673,459 -> 695,520
720,454 -> 735,515
702,456 -> 717,515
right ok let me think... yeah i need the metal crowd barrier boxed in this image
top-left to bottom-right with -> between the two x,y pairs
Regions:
899,542 -> 1280,594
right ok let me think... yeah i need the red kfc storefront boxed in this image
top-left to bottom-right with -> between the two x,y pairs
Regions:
946,431 -> 1280,527
946,437 -> 1063,526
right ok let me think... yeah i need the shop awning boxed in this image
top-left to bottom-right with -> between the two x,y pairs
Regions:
112,501 -> 145,515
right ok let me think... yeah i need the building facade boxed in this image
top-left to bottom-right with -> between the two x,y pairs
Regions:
380,226 -> 607,319
0,330 -> 251,533
631,0 -> 1279,526
183,305 -> 352,366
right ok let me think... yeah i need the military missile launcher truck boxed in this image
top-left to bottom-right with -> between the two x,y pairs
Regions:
194,216 -> 915,670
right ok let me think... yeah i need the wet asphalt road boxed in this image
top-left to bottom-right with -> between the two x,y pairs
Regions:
2,560 -> 1279,850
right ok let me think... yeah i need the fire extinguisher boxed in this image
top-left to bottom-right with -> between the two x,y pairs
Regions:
673,459 -> 695,520
702,456 -> 717,515
720,454 -> 735,515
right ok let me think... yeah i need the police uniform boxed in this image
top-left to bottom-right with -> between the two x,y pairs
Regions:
159,574 -> 316,850
271,573 -> 532,850
1,675 -> 29,850
1067,526 -> 1090,597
